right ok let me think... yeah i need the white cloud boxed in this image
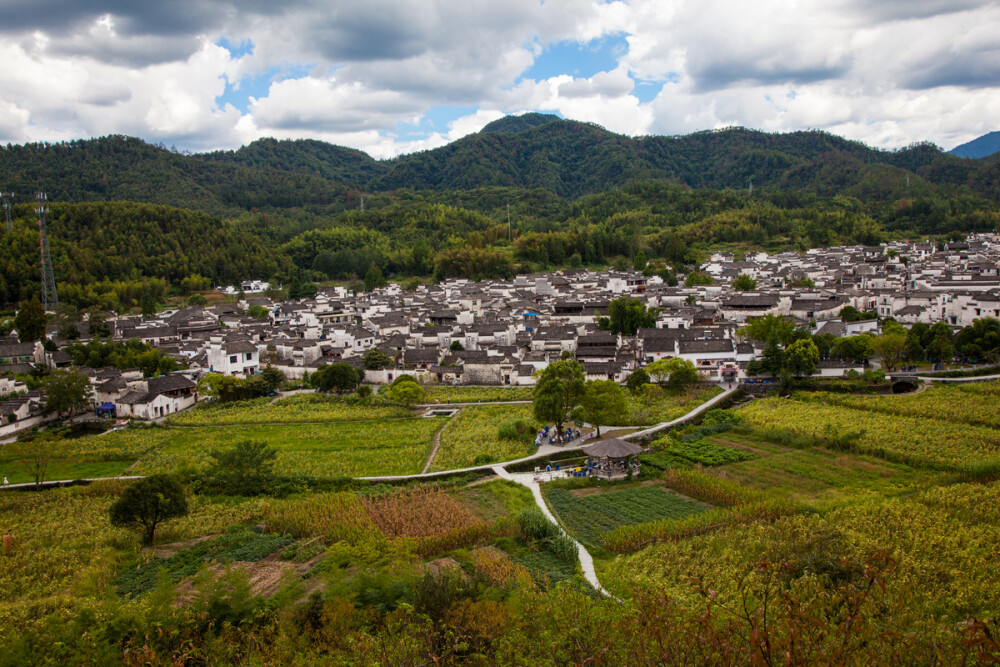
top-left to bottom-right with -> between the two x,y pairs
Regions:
0,0 -> 997,156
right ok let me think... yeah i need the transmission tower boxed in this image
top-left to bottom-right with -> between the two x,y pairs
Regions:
1,191 -> 11,233
35,192 -> 58,310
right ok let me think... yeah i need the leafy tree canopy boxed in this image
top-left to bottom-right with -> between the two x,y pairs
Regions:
109,474 -> 189,546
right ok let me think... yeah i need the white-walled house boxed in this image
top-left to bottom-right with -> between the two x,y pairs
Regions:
114,375 -> 198,420
207,339 -> 260,375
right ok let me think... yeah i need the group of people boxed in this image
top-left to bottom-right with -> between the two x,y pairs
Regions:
535,425 -> 583,446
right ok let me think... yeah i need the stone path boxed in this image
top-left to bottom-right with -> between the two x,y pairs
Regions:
420,408 -> 462,474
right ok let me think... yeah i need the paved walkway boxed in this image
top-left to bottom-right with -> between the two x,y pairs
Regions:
917,373 -> 1000,383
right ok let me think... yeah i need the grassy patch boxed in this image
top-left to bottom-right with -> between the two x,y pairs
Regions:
128,419 -> 447,478
430,405 -> 539,471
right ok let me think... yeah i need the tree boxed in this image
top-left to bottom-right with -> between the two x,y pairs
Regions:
259,366 -> 286,392
581,380 -> 628,436
387,381 -> 424,406
5,437 -> 61,490
450,340 -> 465,352
684,272 -> 715,287
784,339 -> 820,377
871,333 -> 908,372
87,306 -> 108,338
141,293 -> 156,319
57,322 -> 81,341
925,324 -> 955,363
732,273 -> 757,291
363,348 -> 393,370
737,314 -> 796,346
830,335 -> 872,362
44,369 -> 93,417
532,360 -> 586,438
247,305 -> 270,319
109,475 -> 189,546
14,297 -> 46,343
955,317 -> 1000,363
607,297 -> 660,336
648,357 -> 699,390
188,293 -> 208,306
203,440 -> 278,496
364,262 -> 386,291
311,363 -> 363,393
633,250 -> 647,272
625,367 -> 650,394
760,339 -> 786,376
839,305 -> 875,322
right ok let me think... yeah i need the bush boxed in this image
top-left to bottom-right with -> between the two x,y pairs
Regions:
497,419 -> 535,443
517,507 -> 560,542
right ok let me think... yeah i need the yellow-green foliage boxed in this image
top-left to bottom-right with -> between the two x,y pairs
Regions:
796,382 -> 1000,429
262,492 -> 387,552
167,394 -> 413,426
605,482 -> 1000,621
430,405 -> 539,471
421,386 -> 533,403
0,483 -> 264,646
623,385 -> 723,425
740,395 -> 1000,469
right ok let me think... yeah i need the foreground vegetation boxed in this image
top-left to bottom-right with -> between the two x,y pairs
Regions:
2,382 -> 1000,663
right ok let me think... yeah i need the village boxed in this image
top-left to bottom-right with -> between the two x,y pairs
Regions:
2,233 -> 1000,437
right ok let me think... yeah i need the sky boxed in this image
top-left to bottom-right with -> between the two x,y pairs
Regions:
0,0 -> 998,159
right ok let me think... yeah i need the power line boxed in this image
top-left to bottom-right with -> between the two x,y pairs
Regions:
35,192 -> 58,311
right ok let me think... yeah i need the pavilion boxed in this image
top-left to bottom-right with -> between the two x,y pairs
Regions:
582,437 -> 643,480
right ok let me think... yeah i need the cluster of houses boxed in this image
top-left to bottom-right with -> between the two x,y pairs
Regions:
2,233 -> 999,434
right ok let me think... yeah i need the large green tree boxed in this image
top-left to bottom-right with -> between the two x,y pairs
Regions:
732,273 -> 757,291
14,297 -> 47,343
581,380 -> 628,436
737,314 -> 796,346
44,369 -> 93,417
784,339 -> 820,377
871,333 -> 908,372
532,360 -> 586,438
311,363 -> 363,394
607,297 -> 660,336
202,440 -> 278,496
648,357 -> 699,389
109,474 -> 189,546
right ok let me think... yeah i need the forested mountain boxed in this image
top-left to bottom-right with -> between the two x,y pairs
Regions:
4,117 -> 1000,210
949,131 -> 1000,159
2,117 -> 1000,309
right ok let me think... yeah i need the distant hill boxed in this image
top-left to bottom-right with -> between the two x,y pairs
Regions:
949,132 -> 1000,159
2,117 -> 1000,211
481,113 -> 561,133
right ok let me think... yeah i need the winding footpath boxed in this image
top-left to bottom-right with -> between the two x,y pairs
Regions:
1,384 -> 739,597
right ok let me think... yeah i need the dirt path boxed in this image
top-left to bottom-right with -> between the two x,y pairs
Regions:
421,408 -> 461,474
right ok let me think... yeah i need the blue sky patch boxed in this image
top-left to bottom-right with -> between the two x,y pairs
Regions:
520,35 -> 628,82
394,105 -> 479,141
216,64 -> 313,113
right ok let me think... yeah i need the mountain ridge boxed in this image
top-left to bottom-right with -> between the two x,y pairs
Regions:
2,117 -> 999,209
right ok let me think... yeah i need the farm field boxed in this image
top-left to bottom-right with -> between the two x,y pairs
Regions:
602,482 -> 1000,623
739,395 -> 1000,469
794,380 -> 1000,429
421,386 -> 534,403
545,483 -> 709,550
167,394 -> 414,426
132,419 -> 447,478
428,404 -> 539,472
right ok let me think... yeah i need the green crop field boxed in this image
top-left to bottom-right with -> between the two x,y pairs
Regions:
545,484 -> 709,550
